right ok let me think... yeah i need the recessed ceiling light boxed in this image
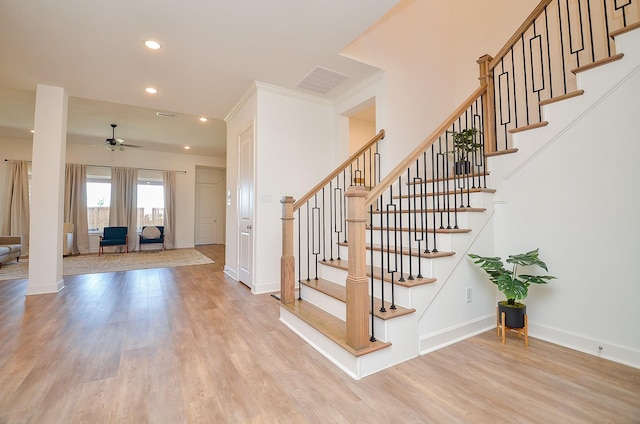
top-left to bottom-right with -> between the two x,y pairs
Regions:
199,117 -> 208,122
184,146 -> 191,150
144,40 -> 161,50
145,87 -> 158,94
30,129 -> 35,133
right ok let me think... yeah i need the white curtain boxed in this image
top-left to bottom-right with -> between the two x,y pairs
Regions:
163,170 -> 176,249
1,160 -> 30,254
64,164 -> 89,254
109,167 -> 138,251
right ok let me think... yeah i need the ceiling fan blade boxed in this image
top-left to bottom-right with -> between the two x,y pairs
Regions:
121,143 -> 143,148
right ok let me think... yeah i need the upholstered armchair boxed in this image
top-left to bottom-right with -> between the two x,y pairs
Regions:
99,226 -> 128,255
139,226 -> 165,252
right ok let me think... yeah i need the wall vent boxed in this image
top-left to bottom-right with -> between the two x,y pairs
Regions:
296,66 -> 351,94
156,112 -> 175,118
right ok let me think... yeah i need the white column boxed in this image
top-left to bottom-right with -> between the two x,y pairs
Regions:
27,85 -> 68,295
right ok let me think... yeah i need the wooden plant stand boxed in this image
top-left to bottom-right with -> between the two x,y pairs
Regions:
496,307 -> 528,347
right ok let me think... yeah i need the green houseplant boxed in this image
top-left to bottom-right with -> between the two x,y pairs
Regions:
468,248 -> 555,328
447,127 -> 483,175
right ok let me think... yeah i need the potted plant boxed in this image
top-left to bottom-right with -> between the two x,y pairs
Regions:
468,248 -> 555,328
447,127 -> 482,175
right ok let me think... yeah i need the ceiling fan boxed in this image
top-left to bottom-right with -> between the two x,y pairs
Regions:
103,124 -> 142,151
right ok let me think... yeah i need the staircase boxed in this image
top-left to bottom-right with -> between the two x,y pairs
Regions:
279,1 -> 640,379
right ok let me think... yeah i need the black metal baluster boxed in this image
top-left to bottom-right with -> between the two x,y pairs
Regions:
321,187 -> 327,263
329,180 -> 334,261
557,0 -> 569,95
334,185 -> 343,260
369,205 -> 376,342
422,151 -> 431,254
387,190 -> 397,311
413,173 -> 423,279
312,195 -> 320,280
406,168 -> 414,280
306,203 -> 311,282
397,175 -> 405,282
297,209 -> 302,300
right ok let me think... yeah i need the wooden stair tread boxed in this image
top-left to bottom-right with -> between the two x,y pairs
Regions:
406,171 -> 490,185
370,207 -> 486,214
509,121 -> 548,134
610,22 -> 640,38
339,241 -> 459,256
572,53 -> 624,74
280,300 -> 391,357
486,148 -> 518,157
300,278 -> 416,320
392,187 -> 496,199
322,259 -> 437,287
367,227 -> 471,234
539,90 -> 584,106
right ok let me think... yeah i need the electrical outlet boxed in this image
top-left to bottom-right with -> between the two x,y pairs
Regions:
465,287 -> 472,303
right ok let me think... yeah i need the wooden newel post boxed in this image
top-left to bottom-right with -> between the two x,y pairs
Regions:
345,186 -> 369,350
477,54 -> 496,155
280,196 -> 295,304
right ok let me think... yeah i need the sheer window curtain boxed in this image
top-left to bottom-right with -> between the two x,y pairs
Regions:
64,164 -> 89,254
109,167 -> 138,252
163,170 -> 176,249
1,160 -> 30,254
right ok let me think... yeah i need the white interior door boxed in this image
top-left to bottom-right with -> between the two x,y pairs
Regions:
195,182 -> 218,244
238,124 -> 254,287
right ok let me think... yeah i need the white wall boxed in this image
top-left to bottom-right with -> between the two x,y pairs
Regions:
254,84 -> 335,293
225,83 -> 336,294
348,116 -> 376,154
0,136 -> 224,251
341,0 -> 539,173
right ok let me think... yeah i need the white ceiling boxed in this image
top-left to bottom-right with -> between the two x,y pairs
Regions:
0,0 -> 398,157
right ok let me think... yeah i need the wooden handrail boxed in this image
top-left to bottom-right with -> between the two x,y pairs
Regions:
488,0 -> 554,70
365,84 -> 487,206
293,129 -> 385,211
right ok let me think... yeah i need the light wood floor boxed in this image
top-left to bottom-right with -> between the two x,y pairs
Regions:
1,244 -> 639,423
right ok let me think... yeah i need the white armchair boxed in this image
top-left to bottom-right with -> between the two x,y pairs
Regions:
63,222 -> 74,256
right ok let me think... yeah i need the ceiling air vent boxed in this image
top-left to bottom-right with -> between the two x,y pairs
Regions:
156,112 -> 175,118
296,66 -> 351,94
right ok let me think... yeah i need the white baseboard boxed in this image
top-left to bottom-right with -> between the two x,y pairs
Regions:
419,314 -> 495,354
530,322 -> 640,370
253,281 -> 279,295
223,266 -> 237,280
26,278 -> 65,295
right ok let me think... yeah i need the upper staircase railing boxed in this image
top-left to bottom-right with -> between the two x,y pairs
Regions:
281,0 -> 639,353
483,0 -> 639,152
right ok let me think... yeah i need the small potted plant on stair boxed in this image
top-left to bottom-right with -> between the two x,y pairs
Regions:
468,248 -> 556,328
447,127 -> 482,175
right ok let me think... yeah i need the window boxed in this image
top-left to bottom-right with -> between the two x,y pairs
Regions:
86,179 -> 111,232
85,167 -> 164,232
137,174 -> 164,230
